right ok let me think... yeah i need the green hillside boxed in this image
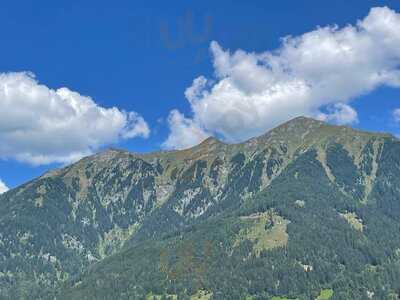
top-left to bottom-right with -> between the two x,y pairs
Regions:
1,117 -> 400,299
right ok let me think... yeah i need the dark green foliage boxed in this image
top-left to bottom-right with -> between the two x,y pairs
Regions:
372,140 -> 400,220
326,143 -> 364,200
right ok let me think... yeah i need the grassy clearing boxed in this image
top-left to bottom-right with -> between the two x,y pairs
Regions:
340,212 -> 363,231
316,289 -> 333,300
236,211 -> 289,256
146,293 -> 177,300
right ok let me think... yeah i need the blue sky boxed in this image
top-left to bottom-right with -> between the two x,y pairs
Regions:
1,0 -> 400,190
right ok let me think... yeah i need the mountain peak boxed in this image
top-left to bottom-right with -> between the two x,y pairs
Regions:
286,115 -> 323,124
198,136 -> 222,147
277,116 -> 325,130
177,136 -> 226,159
245,116 -> 325,147
103,147 -> 128,154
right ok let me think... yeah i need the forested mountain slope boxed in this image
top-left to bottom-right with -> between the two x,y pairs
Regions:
1,117 -> 400,299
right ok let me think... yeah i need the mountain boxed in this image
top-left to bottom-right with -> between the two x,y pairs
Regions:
1,117 -> 400,299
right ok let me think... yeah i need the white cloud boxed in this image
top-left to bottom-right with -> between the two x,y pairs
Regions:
165,6 -> 400,149
162,110 -> 209,150
0,72 -> 150,165
0,179 -> 8,194
393,108 -> 400,122
318,103 -> 359,125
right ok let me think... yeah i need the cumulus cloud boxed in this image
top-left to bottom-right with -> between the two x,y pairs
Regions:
393,108 -> 400,123
0,72 -> 150,165
164,6 -> 400,149
0,179 -> 8,194
318,103 -> 359,125
162,110 -> 209,150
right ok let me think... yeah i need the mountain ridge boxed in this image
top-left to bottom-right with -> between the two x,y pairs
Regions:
34,116 -> 394,182
1,116 -> 400,299
73,116 -> 396,160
